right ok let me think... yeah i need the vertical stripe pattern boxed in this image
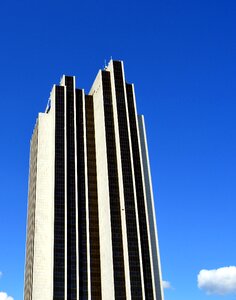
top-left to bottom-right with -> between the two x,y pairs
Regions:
54,86 -> 65,299
112,61 -> 143,299
24,121 -> 38,300
64,77 -> 77,299
102,71 -> 126,299
76,89 -> 88,299
85,95 -> 102,299
126,84 -> 154,299
24,61 -> 164,300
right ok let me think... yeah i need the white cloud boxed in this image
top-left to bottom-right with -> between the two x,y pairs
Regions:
0,272 -> 2,278
198,266 -> 236,295
0,292 -> 14,300
162,280 -> 171,289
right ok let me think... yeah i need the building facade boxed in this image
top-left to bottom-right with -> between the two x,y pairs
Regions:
24,60 -> 164,300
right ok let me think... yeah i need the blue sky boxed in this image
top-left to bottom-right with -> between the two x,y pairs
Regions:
0,0 -> 235,299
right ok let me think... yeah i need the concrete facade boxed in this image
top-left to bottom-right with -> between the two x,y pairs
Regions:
24,60 -> 164,300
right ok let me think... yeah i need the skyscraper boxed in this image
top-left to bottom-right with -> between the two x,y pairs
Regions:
24,60 -> 164,300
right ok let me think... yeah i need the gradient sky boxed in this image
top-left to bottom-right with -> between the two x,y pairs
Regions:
0,0 -> 235,299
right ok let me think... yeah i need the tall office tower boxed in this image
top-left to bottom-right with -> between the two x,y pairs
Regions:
24,60 -> 164,300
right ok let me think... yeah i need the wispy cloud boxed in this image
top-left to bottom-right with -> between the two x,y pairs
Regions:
198,266 -> 236,295
0,272 -> 2,278
0,292 -> 14,300
162,280 -> 172,289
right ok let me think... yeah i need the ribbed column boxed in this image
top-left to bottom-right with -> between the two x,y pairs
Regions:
64,76 -> 77,300
126,83 -> 155,299
138,115 -> 164,300
101,70 -> 126,299
53,85 -> 66,299
24,121 -> 38,300
75,89 -> 88,299
90,70 -> 115,299
108,60 -> 145,299
85,95 -> 102,299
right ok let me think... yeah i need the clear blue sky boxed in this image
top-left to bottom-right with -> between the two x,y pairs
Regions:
0,0 -> 235,299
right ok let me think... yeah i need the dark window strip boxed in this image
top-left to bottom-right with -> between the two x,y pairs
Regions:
85,95 -> 102,299
76,89 -> 88,297
54,85 -> 65,299
102,71 -> 126,299
113,61 -> 143,299
64,77 -> 77,300
126,83 -> 154,299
